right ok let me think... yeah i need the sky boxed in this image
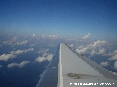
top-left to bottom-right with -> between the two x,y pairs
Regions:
0,0 -> 117,40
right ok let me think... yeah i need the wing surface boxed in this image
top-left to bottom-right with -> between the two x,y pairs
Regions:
36,43 -> 117,87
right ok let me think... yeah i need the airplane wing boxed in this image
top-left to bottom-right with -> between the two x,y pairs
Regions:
36,43 -> 117,87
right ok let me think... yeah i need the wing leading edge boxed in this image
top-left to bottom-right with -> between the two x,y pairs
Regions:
36,43 -> 117,87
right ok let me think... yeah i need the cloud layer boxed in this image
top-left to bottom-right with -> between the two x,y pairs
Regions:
0,48 -> 34,61
8,61 -> 30,68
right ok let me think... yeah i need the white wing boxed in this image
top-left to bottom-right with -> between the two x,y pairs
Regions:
36,43 -> 117,87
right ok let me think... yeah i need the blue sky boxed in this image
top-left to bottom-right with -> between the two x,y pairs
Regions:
0,0 -> 117,39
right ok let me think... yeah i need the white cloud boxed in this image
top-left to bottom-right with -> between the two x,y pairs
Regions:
10,48 -> 34,55
38,49 -> 49,54
0,48 -> 34,61
97,48 -> 106,55
12,37 -> 17,41
82,33 -> 90,40
35,56 -> 46,62
69,44 -> 74,48
76,40 -> 107,56
114,61 -> 117,69
46,54 -> 53,61
0,54 -> 16,61
48,35 -> 58,39
92,40 -> 106,47
108,50 -> 117,60
36,48 -> 53,62
66,38 -> 77,41
100,61 -> 108,67
16,40 -> 28,45
48,43 -> 57,47
35,54 -> 53,62
0,65 -> 2,68
40,34 -> 58,39
90,50 -> 97,56
8,61 -> 30,68
76,47 -> 87,54
41,34 -> 46,38
3,37 -> 17,45
32,34 -> 36,37
3,41 -> 9,45
29,44 -> 36,47
113,72 -> 117,75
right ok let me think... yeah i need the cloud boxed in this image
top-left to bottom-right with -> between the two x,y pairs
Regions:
35,56 -> 46,62
76,40 -> 106,56
89,49 -> 106,56
29,44 -> 36,47
32,34 -> 36,37
35,54 -> 53,62
100,61 -> 108,67
113,72 -> 117,75
41,34 -> 46,38
76,47 -> 87,54
3,37 -> 17,45
69,44 -> 74,48
97,48 -> 106,55
48,43 -> 57,47
66,38 -> 77,41
114,61 -> 117,69
10,48 -> 34,55
38,49 -> 49,54
40,34 -> 58,39
48,35 -> 58,39
91,40 -> 106,47
90,50 -> 97,56
8,61 -> 30,68
108,50 -> 117,60
0,54 -> 16,61
0,48 -> 34,61
35,49 -> 53,62
0,65 -> 2,68
82,33 -> 90,40
16,40 -> 28,45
